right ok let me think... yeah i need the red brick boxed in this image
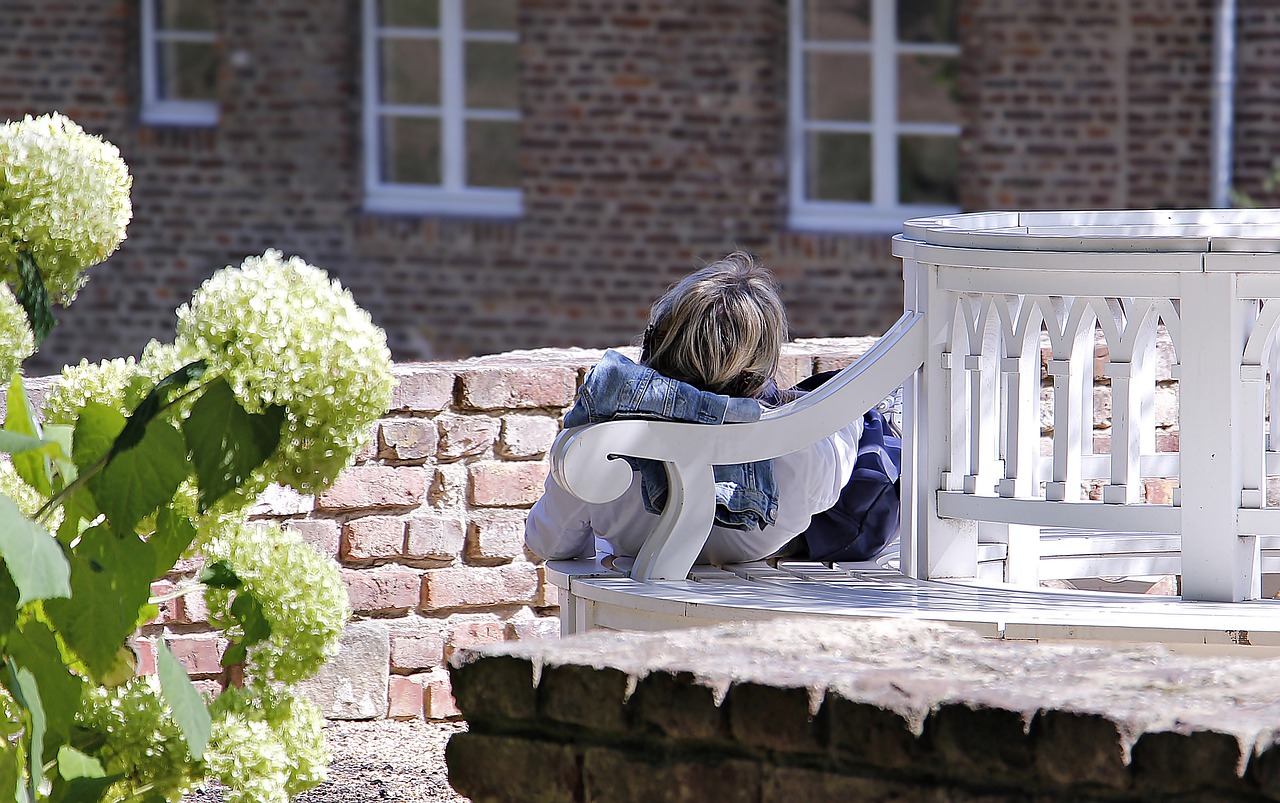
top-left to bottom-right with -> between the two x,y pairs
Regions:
133,636 -> 157,676
176,588 -> 210,624
536,564 -> 560,609
508,616 -> 561,641
405,515 -> 466,560
444,618 -> 506,659
343,569 -> 422,613
422,668 -> 460,719
467,514 -> 528,563
470,461 -> 549,507
391,631 -> 446,671
165,634 -> 226,677
149,580 -> 178,624
342,515 -> 406,561
379,419 -> 439,461
248,483 -> 314,517
420,563 -> 539,610
458,366 -> 577,410
286,519 -> 341,558
437,414 -> 501,459
498,414 -> 560,459
317,465 -> 429,511
388,675 -> 425,720
391,367 -> 455,413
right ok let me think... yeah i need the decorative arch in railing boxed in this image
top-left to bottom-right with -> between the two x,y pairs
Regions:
895,209 -> 1280,603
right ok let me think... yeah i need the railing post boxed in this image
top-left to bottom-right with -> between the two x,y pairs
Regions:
1178,271 -> 1261,601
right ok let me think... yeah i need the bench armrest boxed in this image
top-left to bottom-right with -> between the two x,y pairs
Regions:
550,311 -> 927,581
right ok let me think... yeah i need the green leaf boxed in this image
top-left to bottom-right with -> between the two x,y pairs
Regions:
221,590 -> 272,668
182,377 -> 284,512
197,559 -> 240,589
0,742 -> 21,803
111,360 -> 206,460
55,746 -> 104,781
87,416 -> 189,535
41,425 -> 77,495
14,252 -> 55,347
0,573 -> 16,641
70,403 -> 119,475
0,493 -> 70,606
152,505 -> 198,581
5,375 -> 50,497
43,526 -> 151,680
156,643 -> 211,760
6,661 -> 45,801
7,616 -> 84,759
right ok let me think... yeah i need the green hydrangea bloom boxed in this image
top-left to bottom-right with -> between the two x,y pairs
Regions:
201,519 -> 350,684
0,112 -> 132,302
42,355 -> 149,425
77,678 -> 197,802
207,685 -> 330,803
0,284 -> 32,380
172,250 -> 394,495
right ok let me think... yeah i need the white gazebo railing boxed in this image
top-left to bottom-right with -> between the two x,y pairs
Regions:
896,208 -> 1280,602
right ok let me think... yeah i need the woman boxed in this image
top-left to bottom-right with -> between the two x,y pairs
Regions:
524,252 -> 863,564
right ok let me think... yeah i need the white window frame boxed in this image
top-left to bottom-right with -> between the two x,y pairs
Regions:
139,0 -> 219,127
788,0 -> 959,233
362,0 -> 522,217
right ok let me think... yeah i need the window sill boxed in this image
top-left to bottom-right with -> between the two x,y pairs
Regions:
140,101 -> 218,128
790,203 -> 960,235
364,186 -> 523,219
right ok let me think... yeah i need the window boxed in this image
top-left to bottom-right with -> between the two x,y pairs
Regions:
140,0 -> 218,126
789,0 -> 959,232
363,0 -> 522,217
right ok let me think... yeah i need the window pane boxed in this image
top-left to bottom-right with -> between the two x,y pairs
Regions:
806,53 -> 871,121
897,0 -> 957,44
899,134 -> 958,205
466,120 -> 519,188
380,0 -> 439,28
898,54 -> 959,124
465,0 -> 517,31
156,0 -> 214,31
807,132 -> 871,201
156,41 -> 217,101
380,37 -> 440,105
465,41 -> 518,109
381,116 -> 441,184
804,0 -> 870,41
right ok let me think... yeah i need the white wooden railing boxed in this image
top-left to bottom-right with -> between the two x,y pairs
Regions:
897,208 -> 1280,602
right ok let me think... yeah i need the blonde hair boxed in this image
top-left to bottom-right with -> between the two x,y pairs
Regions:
640,252 -> 788,397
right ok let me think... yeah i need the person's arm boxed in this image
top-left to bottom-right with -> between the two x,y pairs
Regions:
524,473 -> 597,560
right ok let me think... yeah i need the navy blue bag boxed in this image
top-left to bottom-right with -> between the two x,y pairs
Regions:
799,408 -> 901,562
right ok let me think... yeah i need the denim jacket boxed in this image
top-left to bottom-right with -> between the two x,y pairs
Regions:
563,349 -> 779,530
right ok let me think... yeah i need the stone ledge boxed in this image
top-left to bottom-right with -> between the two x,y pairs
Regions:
447,618 -> 1280,801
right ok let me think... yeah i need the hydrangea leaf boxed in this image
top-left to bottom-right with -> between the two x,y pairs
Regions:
41,424 -> 78,494
55,746 -> 104,781
43,526 -> 150,680
156,642 -> 211,760
0,492 -> 70,606
198,559 -> 241,589
111,359 -> 205,460
5,660 -> 45,801
152,505 -> 198,581
0,572 -> 17,640
182,377 -> 284,512
14,252 -> 56,347
7,615 -> 84,760
5,373 -> 52,496
221,590 -> 272,668
0,742 -> 20,803
75,404 -> 189,534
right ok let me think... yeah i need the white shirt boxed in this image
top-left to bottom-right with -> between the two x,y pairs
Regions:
524,418 -> 862,564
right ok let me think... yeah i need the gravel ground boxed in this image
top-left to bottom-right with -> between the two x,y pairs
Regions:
185,720 -> 471,802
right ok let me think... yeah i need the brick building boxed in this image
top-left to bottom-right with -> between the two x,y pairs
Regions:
0,0 -> 1274,371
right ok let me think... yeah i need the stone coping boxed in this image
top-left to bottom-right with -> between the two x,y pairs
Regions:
448,618 -> 1280,800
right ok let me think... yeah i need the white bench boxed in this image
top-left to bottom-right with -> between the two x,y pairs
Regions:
546,209 -> 1280,647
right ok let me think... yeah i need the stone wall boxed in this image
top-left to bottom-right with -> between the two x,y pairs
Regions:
446,617 -> 1280,802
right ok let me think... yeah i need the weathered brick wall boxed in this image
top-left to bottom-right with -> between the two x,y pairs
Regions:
447,618 -> 1280,802
0,0 -> 902,377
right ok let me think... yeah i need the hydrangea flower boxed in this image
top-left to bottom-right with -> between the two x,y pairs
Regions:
0,112 -> 132,302
207,685 -> 329,803
0,283 -> 33,379
171,250 -> 394,495
42,355 -> 148,425
201,519 -> 350,684
77,678 -> 197,802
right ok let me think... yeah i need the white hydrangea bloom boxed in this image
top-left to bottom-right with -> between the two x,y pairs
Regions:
42,354 -> 147,425
0,283 -> 33,379
77,678 -> 197,802
207,686 -> 330,803
173,250 -> 394,495
201,519 -> 350,685
0,112 -> 132,301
